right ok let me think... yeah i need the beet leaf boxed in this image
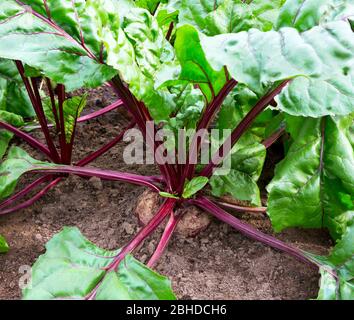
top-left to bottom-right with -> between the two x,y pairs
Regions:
23,227 -> 176,300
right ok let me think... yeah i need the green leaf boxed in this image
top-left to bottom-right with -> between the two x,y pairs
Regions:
276,0 -> 354,32
216,87 -> 268,181
210,169 -> 261,206
23,227 -> 176,300
156,7 -> 179,30
198,21 -> 354,117
0,146 -> 54,200
0,234 -> 9,254
0,58 -> 34,117
0,110 -> 25,128
168,84 -> 205,130
267,115 -> 354,240
176,0 -> 285,35
104,6 -> 177,122
0,1 -> 117,91
159,191 -> 180,199
182,176 -> 209,199
307,221 -> 354,300
135,0 -> 165,13
0,109 -> 25,159
173,25 -> 227,102
0,131 -> 13,160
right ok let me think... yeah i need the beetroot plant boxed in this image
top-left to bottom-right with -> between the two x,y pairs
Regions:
0,0 -> 353,300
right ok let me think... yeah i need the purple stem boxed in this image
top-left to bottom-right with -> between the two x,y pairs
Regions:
262,127 -> 286,149
86,198 -> 177,300
15,61 -> 60,163
0,121 -> 53,160
147,212 -> 181,268
76,121 -> 136,166
179,79 -> 237,193
56,84 -> 70,164
0,178 -> 61,216
191,196 -> 319,268
201,80 -> 291,178
0,123 -> 137,215
77,100 -> 124,123
166,22 -> 174,41
0,175 -> 52,210
45,78 -> 60,133
110,76 -> 176,191
107,198 -> 176,271
31,165 -> 161,192
24,100 -> 124,131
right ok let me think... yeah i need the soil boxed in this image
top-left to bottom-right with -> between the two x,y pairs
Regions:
0,86 -> 332,300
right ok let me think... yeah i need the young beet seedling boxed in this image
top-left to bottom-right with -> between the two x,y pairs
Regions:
0,0 -> 353,300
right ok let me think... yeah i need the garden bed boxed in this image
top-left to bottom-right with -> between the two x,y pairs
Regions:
0,88 -> 331,300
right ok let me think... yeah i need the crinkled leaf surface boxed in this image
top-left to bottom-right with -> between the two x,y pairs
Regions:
168,84 -> 205,130
0,146 -> 54,200
0,110 -> 24,128
276,0 -> 354,32
198,21 -> 354,117
169,0 -> 282,34
103,5 -> 177,121
209,88 -> 267,205
0,0 -> 117,91
0,234 -> 9,253
173,25 -> 227,102
23,227 -> 176,300
210,168 -> 262,206
175,0 -> 285,35
267,115 -> 354,240
0,58 -> 34,117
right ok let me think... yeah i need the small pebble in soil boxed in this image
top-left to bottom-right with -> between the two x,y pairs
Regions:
89,177 -> 103,190
121,222 -> 135,235
34,234 -> 43,241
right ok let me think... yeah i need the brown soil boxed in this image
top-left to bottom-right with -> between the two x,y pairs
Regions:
0,87 -> 332,300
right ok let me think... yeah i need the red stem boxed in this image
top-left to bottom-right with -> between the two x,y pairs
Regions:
31,165 -> 161,192
76,121 -> 136,166
15,61 -> 60,162
77,100 -> 124,123
0,121 -> 53,160
147,212 -> 181,268
107,198 -> 176,271
178,79 -> 237,192
110,77 -> 177,191
24,100 -> 124,131
0,123 -> 135,215
201,80 -> 290,178
0,178 -> 61,216
166,22 -> 174,41
86,198 -> 176,300
45,78 -> 60,133
56,84 -> 70,164
0,175 -> 51,210
191,196 -> 319,268
262,127 -> 286,149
